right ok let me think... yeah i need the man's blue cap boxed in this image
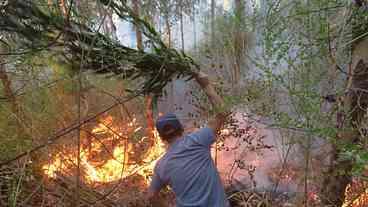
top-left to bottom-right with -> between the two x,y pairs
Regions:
156,113 -> 183,136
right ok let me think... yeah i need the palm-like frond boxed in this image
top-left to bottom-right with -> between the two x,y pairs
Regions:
0,0 -> 199,94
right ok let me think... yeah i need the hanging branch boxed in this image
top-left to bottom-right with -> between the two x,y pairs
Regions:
0,0 -> 199,95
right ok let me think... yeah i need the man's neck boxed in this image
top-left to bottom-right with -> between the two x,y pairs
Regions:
167,134 -> 183,146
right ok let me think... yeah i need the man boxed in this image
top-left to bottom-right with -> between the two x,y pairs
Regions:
148,72 -> 230,207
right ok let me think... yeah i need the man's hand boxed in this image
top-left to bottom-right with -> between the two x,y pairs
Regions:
208,112 -> 231,134
194,72 -> 210,88
194,72 -> 224,107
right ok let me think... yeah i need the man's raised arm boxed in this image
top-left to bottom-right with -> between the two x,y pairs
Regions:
194,72 -> 229,134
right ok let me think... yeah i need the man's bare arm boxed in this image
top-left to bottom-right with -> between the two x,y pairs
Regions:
208,112 -> 229,133
147,188 -> 159,202
147,188 -> 166,207
194,72 -> 229,134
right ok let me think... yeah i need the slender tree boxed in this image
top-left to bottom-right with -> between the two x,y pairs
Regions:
192,1 -> 197,52
0,51 -> 19,116
0,45 -> 29,133
133,0 -> 144,50
180,0 -> 185,52
211,0 -> 215,48
320,4 -> 368,205
133,0 -> 156,142
59,0 -> 67,16
233,0 -> 244,86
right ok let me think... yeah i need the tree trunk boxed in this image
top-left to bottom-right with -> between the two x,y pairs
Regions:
180,4 -> 185,52
320,147 -> 353,206
0,66 -> 19,116
48,0 -> 53,7
99,4 -> 117,39
0,47 -> 42,180
132,0 -> 143,50
132,0 -> 155,141
321,37 -> 368,206
165,16 -> 171,48
233,0 -> 244,86
211,0 -> 215,48
145,95 -> 155,141
192,2 -> 197,53
106,9 -> 117,39
59,0 -> 67,16
163,13 -> 174,111
0,46 -> 26,127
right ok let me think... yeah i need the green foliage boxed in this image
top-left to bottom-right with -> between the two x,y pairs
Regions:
0,114 -> 33,161
251,0 -> 368,181
141,0 -> 197,24
1,0 -> 199,96
352,5 -> 368,43
255,0 -> 345,131
216,13 -> 251,50
341,145 -> 368,176
7,165 -> 27,207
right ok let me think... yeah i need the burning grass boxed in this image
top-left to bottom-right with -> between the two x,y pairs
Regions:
17,113 -> 368,206
42,115 -> 166,186
343,179 -> 368,207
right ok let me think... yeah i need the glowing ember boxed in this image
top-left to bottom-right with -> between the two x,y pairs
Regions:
220,129 -> 230,136
42,116 -> 166,185
343,180 -> 368,207
308,191 -> 320,204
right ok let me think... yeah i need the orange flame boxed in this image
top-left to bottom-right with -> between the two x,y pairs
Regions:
343,181 -> 368,207
42,116 -> 166,185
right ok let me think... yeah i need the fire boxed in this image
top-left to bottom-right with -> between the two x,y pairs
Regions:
82,143 -> 131,183
343,180 -> 368,207
42,116 -> 166,185
308,191 -> 321,204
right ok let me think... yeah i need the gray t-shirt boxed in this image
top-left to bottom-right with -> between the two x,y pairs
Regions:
149,127 -> 229,207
